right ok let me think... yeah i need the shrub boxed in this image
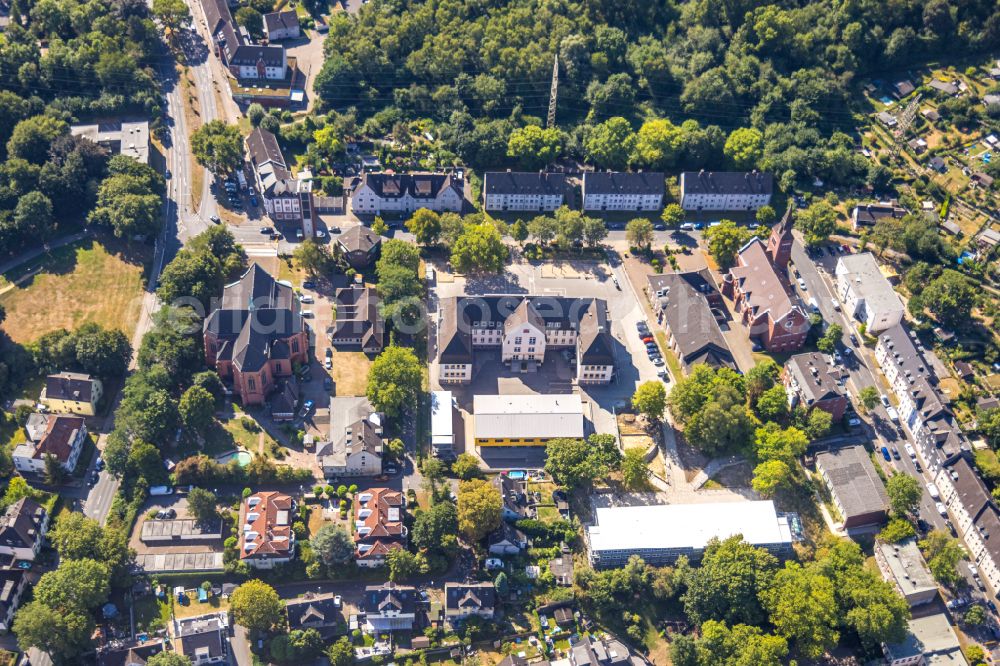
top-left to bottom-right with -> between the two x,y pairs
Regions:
313,485 -> 324,497
338,485 -> 348,496
325,485 -> 336,497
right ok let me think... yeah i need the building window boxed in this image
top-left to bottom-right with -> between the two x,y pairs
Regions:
248,377 -> 256,392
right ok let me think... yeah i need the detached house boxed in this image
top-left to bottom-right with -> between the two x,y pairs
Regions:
835,253 -> 905,333
286,594 -> 342,636
203,264 -> 309,406
482,171 -> 568,212
783,352 -> 849,421
337,225 -> 381,269
318,397 -> 384,477
679,170 -> 773,211
444,583 -> 496,626
351,172 -> 464,215
488,521 -> 528,555
437,295 -> 615,385
40,371 -> 102,415
722,215 -> 809,353
582,171 -> 664,211
246,128 -> 316,236
364,583 -> 417,632
262,10 -> 299,41
328,286 -> 384,353
238,491 -> 296,569
97,639 -> 165,666
851,202 -> 907,230
354,488 -> 407,567
0,498 -> 49,562
173,613 -> 229,665
14,413 -> 87,474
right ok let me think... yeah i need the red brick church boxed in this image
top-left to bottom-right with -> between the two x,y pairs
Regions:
203,265 -> 309,405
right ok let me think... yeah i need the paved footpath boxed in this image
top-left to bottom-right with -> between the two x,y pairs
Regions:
0,229 -> 90,275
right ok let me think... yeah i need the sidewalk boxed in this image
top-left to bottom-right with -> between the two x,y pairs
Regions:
0,229 -> 89,275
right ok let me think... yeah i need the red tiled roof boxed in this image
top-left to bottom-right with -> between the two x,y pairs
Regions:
35,415 -> 85,463
729,239 -> 801,324
354,488 -> 405,559
239,491 -> 295,559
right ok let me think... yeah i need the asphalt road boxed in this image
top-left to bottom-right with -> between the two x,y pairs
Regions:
790,235 -> 985,597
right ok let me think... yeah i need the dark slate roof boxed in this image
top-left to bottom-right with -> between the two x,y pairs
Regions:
329,286 -> 383,350
204,264 -> 303,373
444,583 -> 496,613
852,202 -> 906,226
681,170 -> 773,195
785,352 -> 847,404
44,372 -> 94,402
0,498 -> 46,552
815,445 -> 890,520
437,295 -> 612,365
263,10 -> 299,34
0,569 -> 23,628
286,595 -> 341,629
364,583 -> 417,615
338,225 -> 381,254
483,171 -> 569,196
489,520 -> 526,547
175,614 -> 226,662
97,640 -> 164,666
247,127 -> 286,169
360,173 -> 462,199
583,171 -> 665,196
648,272 -> 734,370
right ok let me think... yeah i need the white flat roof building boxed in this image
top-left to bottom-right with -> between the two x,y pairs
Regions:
883,613 -> 968,666
587,500 -> 794,568
473,394 -> 584,446
835,253 -> 905,334
431,390 -> 455,458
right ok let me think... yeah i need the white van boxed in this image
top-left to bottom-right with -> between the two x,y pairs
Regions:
887,406 -> 900,423
149,485 -> 173,496
808,297 -> 820,313
679,223 -> 695,231
927,483 -> 940,500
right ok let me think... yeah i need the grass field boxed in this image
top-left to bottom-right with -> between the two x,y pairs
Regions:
331,351 -> 372,396
0,238 -> 148,344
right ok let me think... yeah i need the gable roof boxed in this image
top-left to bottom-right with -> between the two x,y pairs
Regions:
483,171 -> 568,196
359,172 -> 462,200
173,613 -> 227,662
815,445 -> 890,520
204,264 -> 303,373
444,583 -> 496,613
727,238 -> 804,324
329,286 -> 384,350
239,491 -> 295,560
583,171 -> 665,196
0,498 -> 46,552
648,272 -> 734,370
355,488 -> 406,560
785,352 -> 846,404
97,639 -> 165,666
44,372 -> 95,403
20,414 -> 85,463
338,225 -> 381,254
364,582 -> 417,615
286,595 -> 341,629
681,170 -> 773,196
263,10 -> 298,34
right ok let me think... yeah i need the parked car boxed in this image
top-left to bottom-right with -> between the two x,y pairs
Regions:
484,558 -> 504,571
905,443 -> 916,458
303,280 -> 316,289
847,416 -> 861,427
260,227 -> 274,235
797,278 -> 807,290
315,229 -> 327,238
679,223 -> 694,231
880,394 -> 890,407
95,457 -> 104,471
209,215 -> 221,225
324,357 -> 332,369
849,333 -> 859,346
886,406 -> 900,423
880,446 -> 891,462
296,229 -> 304,240
386,464 -> 398,475
651,357 -> 665,366
323,377 -> 333,391
301,310 -> 314,318
914,460 -> 923,473
891,447 -> 900,460
299,294 -> 314,303
249,195 -> 258,207
936,501 -> 948,517
89,471 -> 99,485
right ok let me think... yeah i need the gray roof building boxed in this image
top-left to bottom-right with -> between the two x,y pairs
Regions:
680,170 -> 773,196
815,445 -> 890,530
874,539 -> 938,607
173,613 -> 228,664
329,286 -> 383,352
784,352 -> 848,419
648,271 -> 733,371
483,171 -> 569,196
883,613 -> 968,666
286,594 -> 342,633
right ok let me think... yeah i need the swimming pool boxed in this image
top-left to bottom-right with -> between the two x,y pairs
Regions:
507,470 -> 526,480
216,450 -> 253,467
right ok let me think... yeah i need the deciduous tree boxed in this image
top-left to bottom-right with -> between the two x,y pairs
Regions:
703,220 -> 752,269
886,474 -> 921,516
366,345 -> 422,417
406,208 -> 442,245
457,478 -> 502,542
191,121 -> 244,176
625,217 -> 653,249
230,580 -> 285,633
632,380 -> 666,421
450,222 -> 507,274
312,524 -> 355,566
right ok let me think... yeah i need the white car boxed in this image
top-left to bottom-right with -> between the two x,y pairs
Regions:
905,443 -> 916,458
324,357 -> 332,369
315,229 -> 327,238
299,294 -> 314,303
881,394 -> 890,407
797,278 -> 807,290
296,229 -> 304,240
886,406 -> 900,423
484,558 -> 504,571
936,502 -> 948,517
301,310 -> 314,318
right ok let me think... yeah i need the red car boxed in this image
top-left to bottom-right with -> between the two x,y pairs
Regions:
641,335 -> 654,343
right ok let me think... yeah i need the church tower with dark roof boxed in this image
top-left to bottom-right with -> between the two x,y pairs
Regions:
766,203 -> 795,271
